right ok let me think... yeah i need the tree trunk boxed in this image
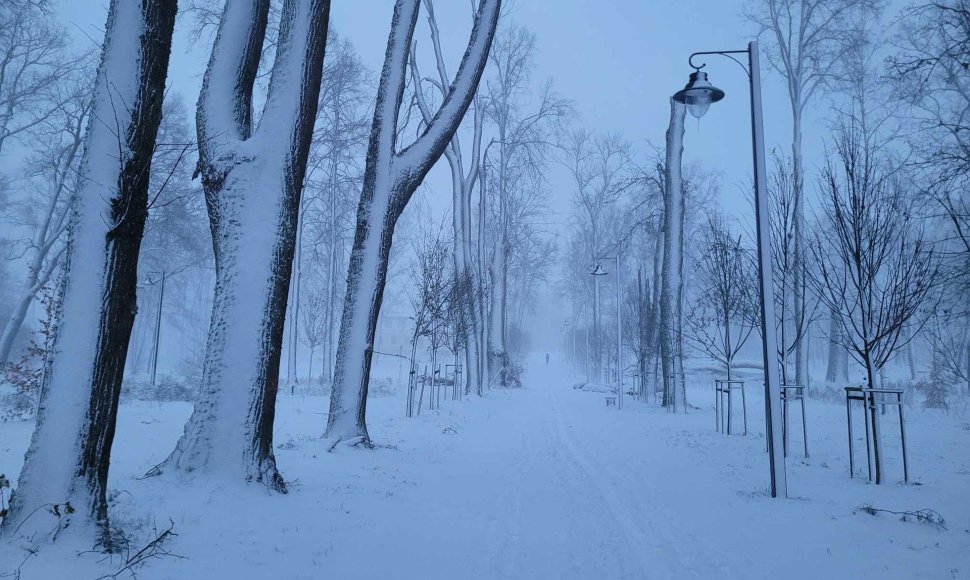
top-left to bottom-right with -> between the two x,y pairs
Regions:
1,0 -> 176,546
647,221 -> 663,398
157,0 -> 330,490
325,0 -> 500,444
0,287 -> 38,365
487,243 -> 508,386
825,308 -> 848,384
660,98 -> 685,409
792,102 -> 807,387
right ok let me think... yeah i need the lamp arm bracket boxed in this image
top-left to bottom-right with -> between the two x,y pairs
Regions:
687,49 -> 751,79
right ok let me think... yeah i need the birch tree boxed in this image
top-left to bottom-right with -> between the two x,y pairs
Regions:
1,0 -> 176,546
155,0 -> 331,491
325,0 -> 500,445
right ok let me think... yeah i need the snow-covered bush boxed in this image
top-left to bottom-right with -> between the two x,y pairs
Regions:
915,380 -> 950,412
0,288 -> 56,421
368,376 -> 399,399
122,374 -> 198,402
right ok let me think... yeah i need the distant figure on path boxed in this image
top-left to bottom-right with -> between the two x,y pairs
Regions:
545,353 -> 550,365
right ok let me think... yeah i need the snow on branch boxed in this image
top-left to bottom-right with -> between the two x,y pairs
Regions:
197,0 -> 270,147
394,0 -> 500,184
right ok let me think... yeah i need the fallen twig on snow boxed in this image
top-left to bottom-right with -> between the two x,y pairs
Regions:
855,504 -> 947,530
95,519 -> 184,579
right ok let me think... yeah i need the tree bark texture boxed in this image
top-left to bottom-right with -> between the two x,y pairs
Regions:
325,0 -> 500,443
2,0 -> 176,546
159,0 -> 330,491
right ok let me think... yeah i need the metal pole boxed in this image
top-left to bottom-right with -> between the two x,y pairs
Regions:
593,274 -> 600,383
615,255 -> 622,410
749,40 -> 787,498
150,270 -> 166,388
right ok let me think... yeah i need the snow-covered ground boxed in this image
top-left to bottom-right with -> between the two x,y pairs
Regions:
1,355 -> 968,579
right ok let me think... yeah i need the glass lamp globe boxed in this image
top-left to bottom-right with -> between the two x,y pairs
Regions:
673,70 -> 725,119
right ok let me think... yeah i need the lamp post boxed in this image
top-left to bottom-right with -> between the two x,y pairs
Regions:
672,41 -> 787,498
144,270 -> 166,388
591,257 -> 622,410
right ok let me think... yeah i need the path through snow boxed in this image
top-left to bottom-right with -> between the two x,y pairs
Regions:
1,354 -> 968,579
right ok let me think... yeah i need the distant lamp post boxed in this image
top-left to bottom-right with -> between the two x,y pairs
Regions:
143,270 -> 167,388
589,262 -> 605,382
672,41 -> 786,499
590,258 -> 622,410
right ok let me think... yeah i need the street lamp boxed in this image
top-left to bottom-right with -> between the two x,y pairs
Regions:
673,70 -> 725,119
590,262 -> 605,382
591,258 -> 622,410
672,41 -> 787,499
142,270 -> 167,388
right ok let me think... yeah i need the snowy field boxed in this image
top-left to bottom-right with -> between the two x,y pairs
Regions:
1,355 -> 968,579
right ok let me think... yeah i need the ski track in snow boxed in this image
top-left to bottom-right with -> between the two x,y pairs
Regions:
549,385 -> 676,579
546,375 -> 739,580
1,355 -> 968,579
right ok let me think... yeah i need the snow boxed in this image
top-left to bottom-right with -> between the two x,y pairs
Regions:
2,354 -> 968,578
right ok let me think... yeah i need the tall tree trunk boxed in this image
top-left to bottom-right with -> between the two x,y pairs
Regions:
1,0 -> 176,546
157,0 -> 330,490
660,98 -> 685,408
325,0 -> 500,444
323,196 -> 340,383
792,102 -> 807,387
647,220 -> 663,397
825,307 -> 848,383
409,13 -> 485,397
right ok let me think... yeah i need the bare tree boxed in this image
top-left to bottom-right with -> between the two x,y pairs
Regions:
286,31 -> 371,388
155,0 -> 332,492
0,0 -> 85,156
767,153 -> 816,385
0,68 -> 91,364
562,129 -> 630,381
810,121 -> 940,393
302,288 -> 327,382
685,215 -> 758,380
409,0 -> 487,396
745,0 -> 878,387
128,96 -> 212,377
406,227 -> 451,415
890,1 -> 970,388
481,22 -> 566,387
325,0 -> 500,445
1,0 -> 176,547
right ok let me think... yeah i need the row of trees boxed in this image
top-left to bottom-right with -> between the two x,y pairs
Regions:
561,0 -> 968,405
0,0 -> 504,552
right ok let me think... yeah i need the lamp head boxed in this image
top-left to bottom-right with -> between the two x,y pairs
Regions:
673,70 -> 725,119
590,263 -> 608,276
